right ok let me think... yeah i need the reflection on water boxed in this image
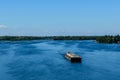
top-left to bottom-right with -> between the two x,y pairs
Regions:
0,40 -> 120,80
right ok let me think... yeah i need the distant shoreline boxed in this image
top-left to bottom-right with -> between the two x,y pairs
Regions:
0,35 -> 120,44
0,36 -> 97,41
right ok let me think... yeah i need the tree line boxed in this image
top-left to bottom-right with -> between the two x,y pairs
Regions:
0,36 -> 96,41
0,35 -> 120,44
96,35 -> 120,44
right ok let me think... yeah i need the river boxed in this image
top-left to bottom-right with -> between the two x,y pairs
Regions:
0,40 -> 120,80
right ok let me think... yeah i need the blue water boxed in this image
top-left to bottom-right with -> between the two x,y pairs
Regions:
0,40 -> 120,80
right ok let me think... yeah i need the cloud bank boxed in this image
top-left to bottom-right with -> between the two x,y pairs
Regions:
0,24 -> 7,29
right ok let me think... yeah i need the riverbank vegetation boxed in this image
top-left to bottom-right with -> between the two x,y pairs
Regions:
96,35 -> 120,44
0,36 -> 97,41
0,35 -> 120,44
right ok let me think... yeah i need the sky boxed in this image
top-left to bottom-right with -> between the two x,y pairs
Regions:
0,0 -> 120,36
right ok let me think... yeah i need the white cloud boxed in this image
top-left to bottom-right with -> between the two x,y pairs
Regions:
0,24 -> 7,29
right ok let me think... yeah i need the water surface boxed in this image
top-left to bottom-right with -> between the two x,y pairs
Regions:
0,40 -> 120,80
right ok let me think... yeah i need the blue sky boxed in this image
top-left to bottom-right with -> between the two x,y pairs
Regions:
0,0 -> 120,36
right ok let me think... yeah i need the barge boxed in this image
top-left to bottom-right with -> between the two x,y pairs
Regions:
65,52 -> 82,63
